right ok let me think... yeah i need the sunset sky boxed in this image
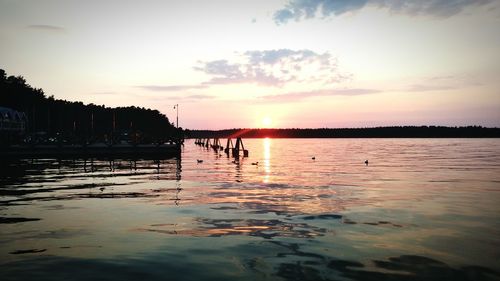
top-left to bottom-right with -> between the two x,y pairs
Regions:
1,0 -> 499,129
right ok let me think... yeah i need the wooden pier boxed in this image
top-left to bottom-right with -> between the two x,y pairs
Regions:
195,137 -> 248,157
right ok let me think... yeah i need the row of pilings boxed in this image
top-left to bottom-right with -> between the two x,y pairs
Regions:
194,137 -> 248,157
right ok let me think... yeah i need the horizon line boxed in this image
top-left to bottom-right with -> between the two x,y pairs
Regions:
186,125 -> 499,131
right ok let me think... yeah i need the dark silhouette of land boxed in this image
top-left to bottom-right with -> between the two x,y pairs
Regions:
186,126 -> 500,139
1,69 -> 180,145
2,69 -> 498,143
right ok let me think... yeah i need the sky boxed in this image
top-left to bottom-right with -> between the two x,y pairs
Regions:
1,0 -> 500,129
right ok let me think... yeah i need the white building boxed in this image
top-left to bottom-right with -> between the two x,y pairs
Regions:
0,106 -> 26,133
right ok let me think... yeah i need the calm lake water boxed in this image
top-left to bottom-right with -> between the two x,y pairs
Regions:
1,138 -> 500,281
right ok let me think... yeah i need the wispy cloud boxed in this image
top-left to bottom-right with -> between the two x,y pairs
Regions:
136,85 -> 208,91
26,24 -> 66,33
158,94 -> 216,103
407,84 -> 457,92
260,88 -> 381,103
406,74 -> 482,92
195,49 -> 349,87
184,94 -> 214,100
274,0 -> 494,24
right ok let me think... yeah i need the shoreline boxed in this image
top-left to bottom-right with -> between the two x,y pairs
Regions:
186,126 -> 500,139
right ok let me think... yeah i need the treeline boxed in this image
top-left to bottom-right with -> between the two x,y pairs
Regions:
0,69 -> 180,143
186,126 -> 500,138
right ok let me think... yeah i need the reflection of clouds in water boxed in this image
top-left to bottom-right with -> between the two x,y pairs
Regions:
134,210 -> 412,241
158,182 -> 360,216
135,218 -> 328,239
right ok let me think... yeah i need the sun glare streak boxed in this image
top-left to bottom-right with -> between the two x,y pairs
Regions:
263,138 -> 271,183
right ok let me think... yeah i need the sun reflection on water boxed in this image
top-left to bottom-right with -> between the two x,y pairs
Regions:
263,138 -> 271,183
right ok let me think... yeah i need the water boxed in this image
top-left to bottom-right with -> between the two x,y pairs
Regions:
1,138 -> 500,281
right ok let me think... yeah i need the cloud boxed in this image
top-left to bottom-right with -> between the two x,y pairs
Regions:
160,94 -> 216,104
273,0 -> 494,24
184,94 -> 214,100
194,60 -> 246,83
133,84 -> 214,100
245,49 -> 319,64
195,49 -> 348,87
407,84 -> 456,92
136,84 -> 208,91
26,24 -> 66,32
406,74 -> 482,92
137,49 -> 348,93
260,88 -> 381,103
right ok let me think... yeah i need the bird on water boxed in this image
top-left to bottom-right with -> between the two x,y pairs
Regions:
312,156 -> 316,160
197,159 -> 203,163
365,160 -> 369,166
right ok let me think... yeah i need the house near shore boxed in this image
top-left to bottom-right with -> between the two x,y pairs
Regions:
0,106 -> 27,144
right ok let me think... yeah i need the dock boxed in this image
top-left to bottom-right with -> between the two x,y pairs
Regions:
195,137 -> 248,157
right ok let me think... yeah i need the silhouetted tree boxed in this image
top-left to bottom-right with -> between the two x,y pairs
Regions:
0,69 -> 180,144
187,126 -> 500,138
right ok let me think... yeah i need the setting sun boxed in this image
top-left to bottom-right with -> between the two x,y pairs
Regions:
261,117 -> 273,128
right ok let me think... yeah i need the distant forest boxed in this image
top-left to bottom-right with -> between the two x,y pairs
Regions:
0,69 -> 180,143
3,69 -> 499,143
187,126 -> 500,138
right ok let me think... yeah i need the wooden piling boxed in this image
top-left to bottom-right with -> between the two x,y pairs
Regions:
204,138 -> 212,148
211,138 -> 223,151
225,138 -> 234,155
231,137 -> 248,157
